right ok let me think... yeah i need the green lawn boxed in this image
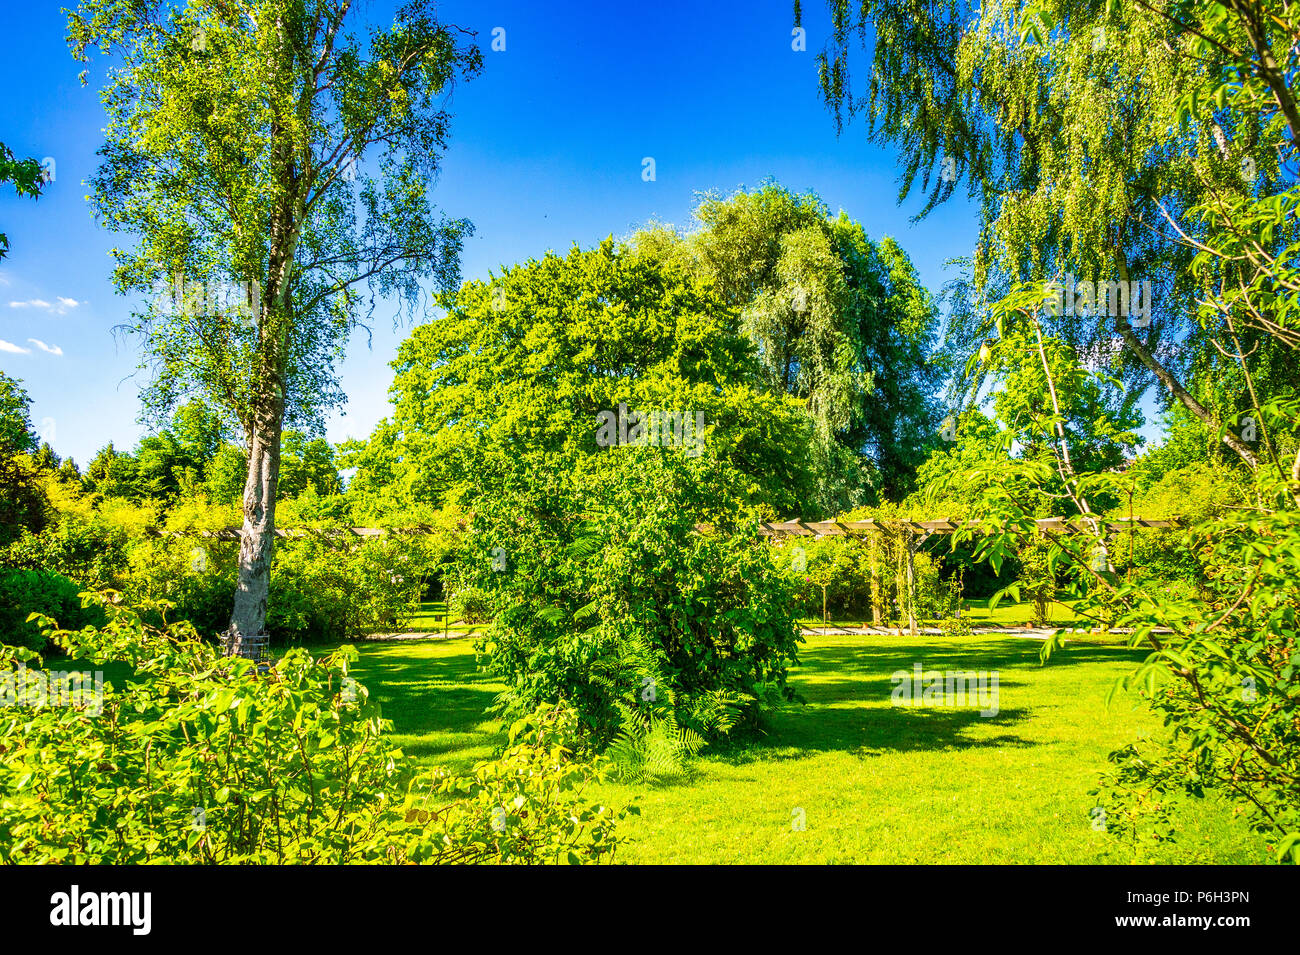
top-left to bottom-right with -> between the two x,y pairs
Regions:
400,600 -> 490,637
959,595 -> 1089,628
350,629 -> 1267,864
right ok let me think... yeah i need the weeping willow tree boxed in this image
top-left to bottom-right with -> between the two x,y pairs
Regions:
69,0 -> 480,646
809,0 -> 1297,473
634,183 -> 943,512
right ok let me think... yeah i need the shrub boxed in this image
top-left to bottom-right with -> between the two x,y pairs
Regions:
1087,509 -> 1300,864
268,536 -> 424,641
774,534 -> 873,620
0,597 -> 625,864
449,584 -> 491,624
114,533 -> 426,644
1016,541 -> 1055,627
912,551 -> 952,621
0,569 -> 105,651
458,448 -> 802,749
120,535 -> 237,637
2,516 -> 131,590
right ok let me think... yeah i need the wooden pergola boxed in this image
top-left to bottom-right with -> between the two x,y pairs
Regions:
696,516 -> 1180,636
151,516 -> 1180,638
696,517 -> 1179,538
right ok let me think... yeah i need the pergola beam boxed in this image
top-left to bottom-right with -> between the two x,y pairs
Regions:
142,517 -> 1180,540
739,517 -> 1179,538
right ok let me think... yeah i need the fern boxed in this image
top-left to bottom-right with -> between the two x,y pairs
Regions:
607,704 -> 703,784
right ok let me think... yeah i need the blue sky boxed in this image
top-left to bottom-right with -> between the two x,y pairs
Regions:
0,0 -> 984,467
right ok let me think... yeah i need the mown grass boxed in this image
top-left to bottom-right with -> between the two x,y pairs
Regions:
349,629 -> 1267,864
400,600 -> 489,637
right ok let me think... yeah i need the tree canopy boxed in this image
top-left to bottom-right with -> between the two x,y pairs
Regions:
346,236 -> 819,517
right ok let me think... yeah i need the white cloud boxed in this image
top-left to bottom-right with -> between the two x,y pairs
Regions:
27,338 -> 63,356
8,297 -> 80,315
0,339 -> 31,354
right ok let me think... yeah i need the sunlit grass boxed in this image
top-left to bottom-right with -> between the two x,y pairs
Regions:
351,629 -> 1266,864
399,600 -> 489,638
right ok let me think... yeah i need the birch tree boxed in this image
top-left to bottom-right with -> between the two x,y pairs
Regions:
69,0 -> 480,647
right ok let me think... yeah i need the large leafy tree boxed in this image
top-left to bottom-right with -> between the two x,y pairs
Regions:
69,0 -> 480,645
348,239 -> 818,517
0,373 -> 47,545
819,0 -> 1300,861
80,399 -> 239,503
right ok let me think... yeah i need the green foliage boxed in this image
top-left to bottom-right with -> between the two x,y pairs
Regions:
68,0 -> 481,437
120,535 -> 238,637
3,515 -> 132,590
774,533 -> 866,619
0,373 -> 36,459
365,237 -> 817,516
1087,510 -> 1300,864
77,397 -> 339,512
0,600 -> 624,863
1016,540 -> 1055,627
0,141 -> 44,259
68,0 -> 483,638
0,373 -> 47,548
0,454 -> 48,551
939,428 -> 1300,862
772,505 -> 964,626
268,537 -> 424,642
635,183 -> 943,508
3,475 -> 440,644
606,704 -> 704,785
278,432 -> 343,498
936,613 -> 974,638
203,444 -> 248,505
1111,461 -> 1250,596
0,569 -> 104,651
457,448 -> 802,749
817,0 -> 1300,478
118,532 -> 427,644
911,551 -> 951,621
449,584 -> 491,625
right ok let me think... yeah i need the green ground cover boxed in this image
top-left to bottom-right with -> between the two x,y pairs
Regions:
343,629 -> 1264,864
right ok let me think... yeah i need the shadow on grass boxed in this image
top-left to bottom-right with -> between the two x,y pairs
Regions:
336,633 -> 1149,774
349,648 -> 504,764
712,702 -> 1034,766
707,637 -> 1147,766
794,638 -> 1146,675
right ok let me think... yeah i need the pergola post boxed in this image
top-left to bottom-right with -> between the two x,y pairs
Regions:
869,531 -> 882,627
904,528 -> 918,636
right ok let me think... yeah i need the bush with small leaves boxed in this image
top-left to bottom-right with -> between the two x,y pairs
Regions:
0,595 -> 625,864
0,568 -> 105,651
